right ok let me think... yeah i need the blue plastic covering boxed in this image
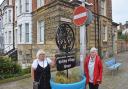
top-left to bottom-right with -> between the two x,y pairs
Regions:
50,76 -> 86,89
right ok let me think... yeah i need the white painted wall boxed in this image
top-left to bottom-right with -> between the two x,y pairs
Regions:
3,7 -> 14,52
15,0 -> 32,45
0,16 -> 4,51
17,0 -> 32,16
9,0 -> 12,5
17,16 -> 32,44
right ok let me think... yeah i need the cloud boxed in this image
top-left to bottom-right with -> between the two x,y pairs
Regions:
112,0 -> 128,24
0,0 -> 3,4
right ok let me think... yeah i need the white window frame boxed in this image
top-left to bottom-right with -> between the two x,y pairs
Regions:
25,23 -> 29,42
103,25 -> 108,42
15,6 -> 17,19
19,0 -> 22,14
37,20 -> 44,44
25,0 -> 29,12
5,11 -> 7,24
19,24 -> 22,43
37,0 -> 44,8
8,31 -> 11,43
8,10 -> 11,23
100,0 -> 106,16
9,0 -> 12,5
15,29 -> 18,45
5,32 -> 7,43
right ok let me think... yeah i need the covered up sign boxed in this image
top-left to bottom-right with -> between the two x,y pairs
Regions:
56,52 -> 76,71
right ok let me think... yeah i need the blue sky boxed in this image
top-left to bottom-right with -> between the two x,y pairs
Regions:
0,0 -> 127,24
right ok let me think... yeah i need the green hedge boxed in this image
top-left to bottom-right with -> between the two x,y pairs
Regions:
0,56 -> 31,80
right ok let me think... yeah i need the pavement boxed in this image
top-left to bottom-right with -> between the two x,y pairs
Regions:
0,51 -> 128,89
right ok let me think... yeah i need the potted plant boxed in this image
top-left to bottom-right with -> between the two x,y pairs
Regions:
50,67 -> 86,89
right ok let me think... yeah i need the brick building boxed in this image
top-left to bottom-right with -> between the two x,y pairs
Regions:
31,0 -> 79,59
14,0 -> 33,67
86,0 -> 113,57
0,0 -> 114,66
0,0 -> 15,52
0,12 -> 4,54
15,0 -> 113,65
112,22 -> 119,54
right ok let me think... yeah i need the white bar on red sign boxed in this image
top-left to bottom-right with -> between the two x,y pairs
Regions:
74,12 -> 87,20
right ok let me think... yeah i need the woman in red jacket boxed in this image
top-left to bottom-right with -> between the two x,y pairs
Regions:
84,47 -> 103,89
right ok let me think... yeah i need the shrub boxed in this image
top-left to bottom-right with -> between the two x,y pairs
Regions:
21,67 -> 31,75
0,56 -> 22,80
63,0 -> 69,2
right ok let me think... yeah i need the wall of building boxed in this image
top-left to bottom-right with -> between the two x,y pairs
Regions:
15,0 -> 32,66
1,0 -> 14,52
117,39 -> 128,53
86,0 -> 113,57
0,0 -> 114,65
0,16 -> 4,53
31,0 -> 79,59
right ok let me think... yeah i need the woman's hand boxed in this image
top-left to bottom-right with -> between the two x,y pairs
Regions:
50,55 -> 56,67
97,79 -> 102,84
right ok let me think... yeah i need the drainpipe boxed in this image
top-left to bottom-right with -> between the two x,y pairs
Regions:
96,0 -> 101,56
13,2 -> 15,49
93,0 -> 97,47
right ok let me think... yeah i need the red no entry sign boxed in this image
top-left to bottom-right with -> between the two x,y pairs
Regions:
73,6 -> 88,26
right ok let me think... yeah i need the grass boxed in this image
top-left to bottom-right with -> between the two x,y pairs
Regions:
0,74 -> 31,84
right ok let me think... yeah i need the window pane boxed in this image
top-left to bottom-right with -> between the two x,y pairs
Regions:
19,0 -> 22,14
25,0 -> 29,12
40,21 -> 44,42
8,10 -> 11,22
37,0 -> 44,8
5,12 -> 7,23
19,25 -> 22,42
38,20 -> 44,43
25,23 -> 29,42
9,31 -> 11,43
5,32 -> 7,43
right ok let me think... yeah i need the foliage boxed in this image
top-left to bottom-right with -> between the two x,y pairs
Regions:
63,0 -> 69,2
118,31 -> 128,42
54,68 -> 82,84
118,31 -> 122,39
0,56 -> 30,80
123,34 -> 128,42
21,67 -> 31,74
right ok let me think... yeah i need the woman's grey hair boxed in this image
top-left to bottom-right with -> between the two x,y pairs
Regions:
90,47 -> 98,53
36,49 -> 45,58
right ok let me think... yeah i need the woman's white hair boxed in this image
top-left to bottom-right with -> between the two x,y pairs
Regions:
36,49 -> 45,58
90,47 -> 98,53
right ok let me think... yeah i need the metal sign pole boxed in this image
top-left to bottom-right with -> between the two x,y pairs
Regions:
80,24 -> 86,75
80,2 -> 87,76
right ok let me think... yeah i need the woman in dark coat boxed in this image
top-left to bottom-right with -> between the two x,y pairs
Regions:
31,49 -> 55,89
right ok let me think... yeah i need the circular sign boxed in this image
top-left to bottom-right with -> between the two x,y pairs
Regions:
73,6 -> 88,26
56,23 -> 75,52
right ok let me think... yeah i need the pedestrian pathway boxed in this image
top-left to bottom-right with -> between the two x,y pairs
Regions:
0,78 -> 32,89
0,51 -> 128,89
99,51 -> 128,89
